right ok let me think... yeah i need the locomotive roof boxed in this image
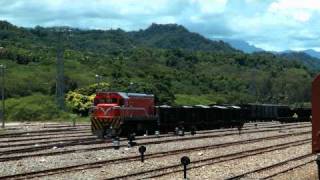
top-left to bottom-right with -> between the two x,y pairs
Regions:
246,103 -> 289,107
212,105 -> 228,109
230,105 -> 241,109
97,92 -> 154,99
157,105 -> 239,109
194,105 -> 210,108
118,92 -> 154,99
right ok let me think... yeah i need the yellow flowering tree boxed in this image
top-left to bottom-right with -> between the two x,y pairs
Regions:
66,83 -> 109,116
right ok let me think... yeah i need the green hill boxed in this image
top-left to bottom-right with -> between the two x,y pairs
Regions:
0,20 -> 316,121
130,23 -> 236,52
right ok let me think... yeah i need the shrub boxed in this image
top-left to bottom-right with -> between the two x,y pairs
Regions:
65,91 -> 95,116
6,94 -> 65,121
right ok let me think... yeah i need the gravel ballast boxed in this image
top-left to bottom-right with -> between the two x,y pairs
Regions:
0,122 -> 314,180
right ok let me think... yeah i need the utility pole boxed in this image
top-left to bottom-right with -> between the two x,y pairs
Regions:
249,68 -> 258,103
254,68 -> 258,103
56,31 -> 65,110
0,64 -> 5,128
95,74 -> 102,89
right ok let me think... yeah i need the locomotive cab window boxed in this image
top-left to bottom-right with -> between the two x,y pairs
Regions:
94,98 -> 106,105
119,99 -> 124,106
106,98 -> 118,104
112,98 -> 118,103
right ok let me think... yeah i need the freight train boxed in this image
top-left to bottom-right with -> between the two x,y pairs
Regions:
90,91 -> 311,139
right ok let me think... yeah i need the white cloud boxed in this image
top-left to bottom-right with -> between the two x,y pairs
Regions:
191,0 -> 228,14
269,0 -> 320,10
268,0 -> 320,22
0,0 -> 319,51
292,11 -> 311,22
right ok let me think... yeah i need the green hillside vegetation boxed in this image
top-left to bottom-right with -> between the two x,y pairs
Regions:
0,21 -> 316,121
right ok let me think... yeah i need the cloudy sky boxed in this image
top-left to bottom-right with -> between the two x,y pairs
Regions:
0,0 -> 319,51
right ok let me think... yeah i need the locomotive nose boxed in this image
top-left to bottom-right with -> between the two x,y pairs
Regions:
92,103 -> 119,118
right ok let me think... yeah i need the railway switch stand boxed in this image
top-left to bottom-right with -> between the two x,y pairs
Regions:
128,134 -> 136,147
191,128 -> 196,136
181,156 -> 191,180
139,146 -> 146,162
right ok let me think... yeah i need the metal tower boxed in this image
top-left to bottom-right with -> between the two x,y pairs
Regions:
56,32 -> 65,110
0,64 -> 5,128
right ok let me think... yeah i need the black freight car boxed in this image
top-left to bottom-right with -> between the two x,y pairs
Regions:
157,105 -> 245,134
239,104 -> 295,122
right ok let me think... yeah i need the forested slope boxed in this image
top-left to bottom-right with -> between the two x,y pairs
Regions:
0,21 -> 316,121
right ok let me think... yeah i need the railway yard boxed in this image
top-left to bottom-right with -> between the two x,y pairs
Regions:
0,121 -> 317,180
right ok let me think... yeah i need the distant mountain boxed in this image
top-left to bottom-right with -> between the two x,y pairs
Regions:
303,49 -> 320,59
277,49 -> 320,59
0,21 -> 238,54
214,39 -> 263,53
220,39 -> 320,61
279,51 -> 320,70
130,23 -> 237,53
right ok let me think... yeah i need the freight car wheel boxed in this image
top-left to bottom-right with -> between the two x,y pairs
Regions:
119,123 -> 134,137
191,126 -> 197,135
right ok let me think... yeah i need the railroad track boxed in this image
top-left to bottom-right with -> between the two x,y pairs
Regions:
0,138 -> 108,156
262,159 -> 315,179
0,121 -> 309,139
0,127 -> 90,138
0,135 -> 97,149
41,124 -> 90,128
0,132 -> 93,144
0,122 -> 309,149
226,153 -> 315,179
134,122 -> 310,140
0,125 -> 310,161
0,131 -> 310,179
0,122 -> 309,147
6,124 -> 89,128
0,129 -> 90,139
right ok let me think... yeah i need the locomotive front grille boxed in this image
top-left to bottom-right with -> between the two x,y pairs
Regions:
91,117 -> 122,134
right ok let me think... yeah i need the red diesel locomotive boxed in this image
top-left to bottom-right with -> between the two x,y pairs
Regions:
90,92 -> 157,138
